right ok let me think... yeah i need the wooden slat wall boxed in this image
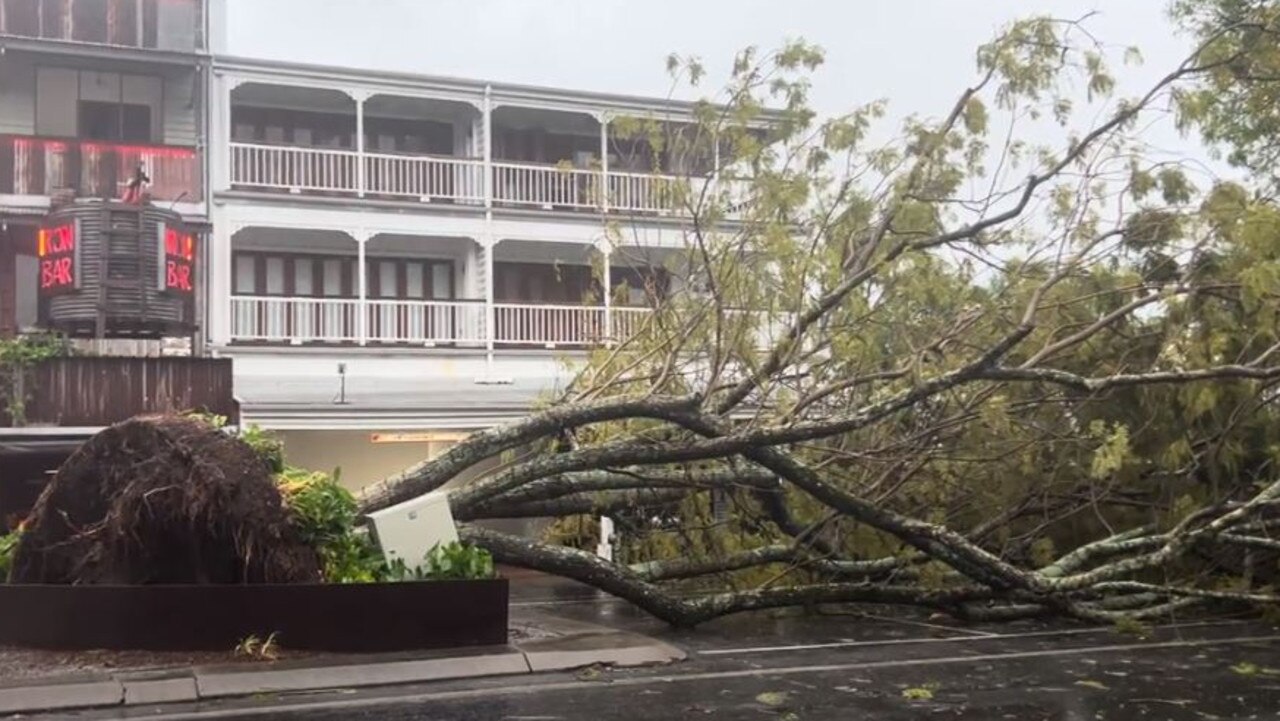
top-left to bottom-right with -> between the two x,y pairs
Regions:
5,357 -> 239,427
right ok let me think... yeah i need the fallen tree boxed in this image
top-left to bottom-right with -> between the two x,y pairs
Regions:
360,13 -> 1280,626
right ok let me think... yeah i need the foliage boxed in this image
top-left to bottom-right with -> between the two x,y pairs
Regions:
361,15 -> 1280,627
0,528 -> 21,582
234,632 -> 280,661
1173,0 -> 1280,182
384,542 -> 495,581
0,333 -> 72,425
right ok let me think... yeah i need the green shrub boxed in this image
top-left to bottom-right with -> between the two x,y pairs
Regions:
384,542 -> 495,581
186,414 -> 494,584
0,528 -> 21,582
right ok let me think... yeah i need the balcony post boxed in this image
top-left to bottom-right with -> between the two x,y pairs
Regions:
483,235 -> 495,362
599,115 -> 609,212
354,91 -> 367,197
356,231 -> 368,345
483,85 -> 493,209
600,241 -> 613,343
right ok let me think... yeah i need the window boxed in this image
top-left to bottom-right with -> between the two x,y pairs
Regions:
234,256 -> 256,295
431,264 -> 452,299
231,253 -> 454,300
72,0 -> 109,43
322,259 -> 344,297
293,259 -> 315,296
78,101 -> 152,143
1,0 -> 40,36
264,257 -> 285,296
376,260 -> 397,298
406,263 -> 425,299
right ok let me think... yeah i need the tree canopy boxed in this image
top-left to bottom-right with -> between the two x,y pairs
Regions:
360,9 -> 1280,627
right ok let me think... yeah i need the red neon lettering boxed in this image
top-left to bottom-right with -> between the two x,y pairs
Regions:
38,224 -> 75,257
166,261 -> 193,292
40,257 -> 73,289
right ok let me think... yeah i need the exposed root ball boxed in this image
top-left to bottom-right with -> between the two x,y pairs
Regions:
10,416 -> 321,584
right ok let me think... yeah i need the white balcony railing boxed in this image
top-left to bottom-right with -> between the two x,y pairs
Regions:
227,142 -> 747,218
607,171 -> 686,214
227,296 -> 796,352
230,143 -> 359,194
366,299 -> 487,345
491,162 -> 602,209
494,303 -> 608,346
610,306 -> 653,341
231,296 -> 361,343
364,153 -> 486,203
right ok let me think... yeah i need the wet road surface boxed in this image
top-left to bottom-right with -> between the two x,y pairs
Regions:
66,573 -> 1280,720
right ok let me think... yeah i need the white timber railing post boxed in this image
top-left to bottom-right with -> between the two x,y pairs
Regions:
483,85 -> 493,210
356,231 -> 368,345
601,241 -> 613,343
599,114 -> 609,213
483,234 -> 496,364
354,91 -> 367,198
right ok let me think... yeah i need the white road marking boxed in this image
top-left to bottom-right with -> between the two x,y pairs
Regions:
700,618 -> 1249,656
131,631 -> 1280,720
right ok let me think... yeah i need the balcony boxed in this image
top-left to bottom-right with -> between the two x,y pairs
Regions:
228,143 -> 734,217
0,134 -> 201,202
229,143 -> 486,204
228,297 -> 652,348
0,0 -> 202,52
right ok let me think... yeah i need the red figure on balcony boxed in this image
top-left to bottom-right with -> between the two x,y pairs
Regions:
121,164 -> 151,205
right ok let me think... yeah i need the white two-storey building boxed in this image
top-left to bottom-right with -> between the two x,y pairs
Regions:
202,7 -> 755,489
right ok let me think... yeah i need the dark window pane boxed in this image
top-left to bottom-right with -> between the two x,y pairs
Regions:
120,103 -> 151,142
140,0 -> 156,47
79,101 -> 120,141
2,0 -> 40,35
72,0 -> 109,43
41,0 -> 67,39
109,0 -> 137,45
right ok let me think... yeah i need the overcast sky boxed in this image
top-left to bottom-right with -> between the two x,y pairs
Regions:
226,1 -> 1192,113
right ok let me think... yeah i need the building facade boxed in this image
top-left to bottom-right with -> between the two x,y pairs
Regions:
3,0 -> 750,493
0,0 -> 210,339
203,21 -> 748,491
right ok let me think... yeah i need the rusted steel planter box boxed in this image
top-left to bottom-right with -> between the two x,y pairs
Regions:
0,579 -> 508,652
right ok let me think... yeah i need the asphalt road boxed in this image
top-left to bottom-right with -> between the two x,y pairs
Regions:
64,576 -> 1280,720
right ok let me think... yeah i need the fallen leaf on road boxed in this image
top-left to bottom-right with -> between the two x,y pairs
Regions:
902,686 -> 935,701
756,691 -> 790,707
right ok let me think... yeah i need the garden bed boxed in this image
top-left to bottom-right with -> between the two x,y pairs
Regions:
0,579 -> 508,653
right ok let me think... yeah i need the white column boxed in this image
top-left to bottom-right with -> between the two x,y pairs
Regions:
355,92 -> 366,197
214,75 -> 241,193
599,115 -> 609,212
484,235 -> 496,361
356,233 -> 368,345
601,244 -> 613,342
208,216 -> 233,345
483,86 -> 493,209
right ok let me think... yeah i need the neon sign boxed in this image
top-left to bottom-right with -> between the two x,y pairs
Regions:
37,221 -> 79,294
157,223 -> 196,294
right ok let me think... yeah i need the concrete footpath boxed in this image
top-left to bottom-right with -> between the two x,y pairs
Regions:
0,610 -> 685,717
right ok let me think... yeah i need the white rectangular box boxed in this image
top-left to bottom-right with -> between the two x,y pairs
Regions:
366,491 -> 459,571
